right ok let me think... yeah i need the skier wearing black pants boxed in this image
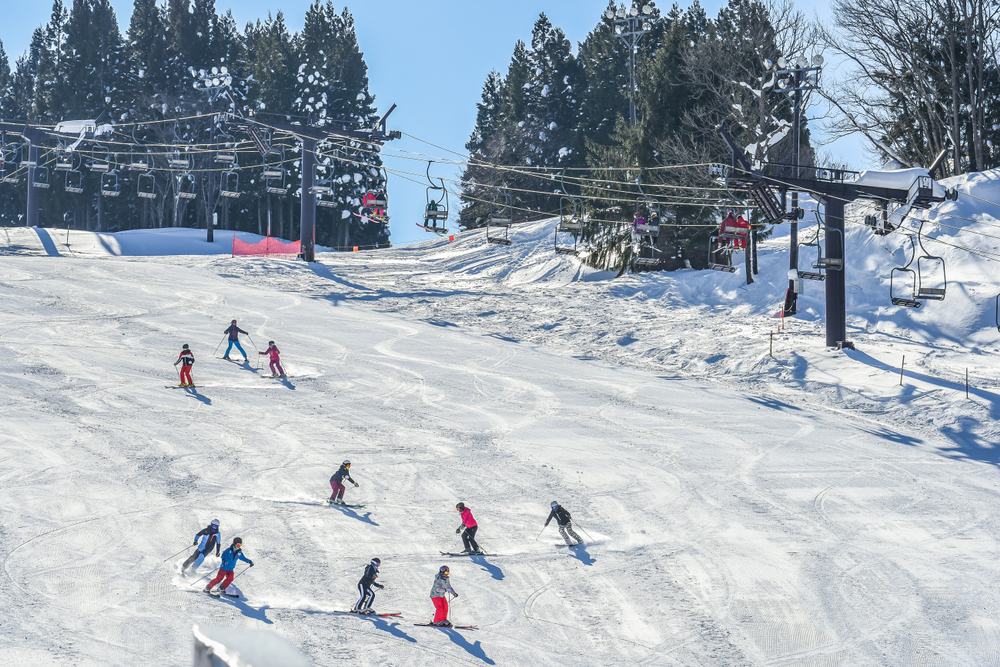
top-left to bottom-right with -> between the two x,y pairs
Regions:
181,519 -> 221,572
353,558 -> 383,614
545,501 -> 583,546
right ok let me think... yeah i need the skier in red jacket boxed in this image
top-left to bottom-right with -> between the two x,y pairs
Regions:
455,502 -> 481,554
174,344 -> 195,387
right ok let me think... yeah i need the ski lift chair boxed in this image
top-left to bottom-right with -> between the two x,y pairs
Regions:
313,165 -> 335,208
554,195 -> 583,255
215,131 -> 238,165
137,172 -> 156,200
890,235 -> 922,308
169,143 -> 192,170
707,235 -> 737,272
220,170 -> 240,199
54,151 -> 73,171
65,168 -> 83,194
913,220 -> 946,301
1,143 -> 21,183
101,171 -> 121,197
486,188 -> 513,246
177,172 -> 197,200
90,145 -> 113,173
263,148 -> 288,195
32,165 -> 50,189
130,147 -> 150,170
422,162 -> 449,234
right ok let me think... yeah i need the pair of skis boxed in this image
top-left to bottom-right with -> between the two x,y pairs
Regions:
327,500 -> 365,508
440,551 -> 490,557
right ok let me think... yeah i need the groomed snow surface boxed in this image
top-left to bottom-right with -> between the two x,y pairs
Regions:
2,170 -> 1000,666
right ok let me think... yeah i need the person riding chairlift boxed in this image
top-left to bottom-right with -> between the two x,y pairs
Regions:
734,213 -> 750,249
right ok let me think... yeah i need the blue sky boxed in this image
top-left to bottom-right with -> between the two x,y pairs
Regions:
4,0 -> 862,245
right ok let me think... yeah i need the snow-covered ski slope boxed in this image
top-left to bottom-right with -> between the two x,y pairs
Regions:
1,171 -> 1000,666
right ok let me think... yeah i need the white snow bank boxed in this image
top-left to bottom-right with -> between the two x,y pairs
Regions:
193,624 -> 310,667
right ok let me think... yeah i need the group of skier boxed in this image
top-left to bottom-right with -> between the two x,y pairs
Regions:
171,318 -> 285,387
178,486 -> 585,627
719,210 -> 751,249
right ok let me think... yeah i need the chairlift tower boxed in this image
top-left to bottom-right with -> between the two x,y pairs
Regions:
719,126 -> 951,348
607,2 -> 656,127
772,53 -> 824,315
224,99 -> 401,262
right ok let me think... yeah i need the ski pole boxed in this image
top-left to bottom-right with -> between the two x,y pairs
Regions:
213,335 -> 227,356
163,545 -> 193,563
245,334 -> 260,354
574,523 -> 596,543
189,569 -> 215,586
535,526 -> 547,541
229,565 -> 252,585
448,592 -> 457,624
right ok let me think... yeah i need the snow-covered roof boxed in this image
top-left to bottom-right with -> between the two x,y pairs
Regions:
853,167 -> 946,203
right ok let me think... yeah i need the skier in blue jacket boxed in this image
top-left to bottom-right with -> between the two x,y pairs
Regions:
222,320 -> 249,361
181,519 -> 221,572
205,537 -> 253,595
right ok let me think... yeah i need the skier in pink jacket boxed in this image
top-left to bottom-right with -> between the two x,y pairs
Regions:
259,341 -> 285,378
455,502 -> 481,554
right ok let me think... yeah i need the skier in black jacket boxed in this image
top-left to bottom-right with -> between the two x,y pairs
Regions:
353,558 -> 383,614
181,519 -> 222,572
544,502 -> 583,547
329,460 -> 358,505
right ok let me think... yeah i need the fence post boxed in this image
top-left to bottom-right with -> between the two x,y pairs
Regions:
769,331 -> 773,358
899,355 -> 905,386
966,368 -> 970,399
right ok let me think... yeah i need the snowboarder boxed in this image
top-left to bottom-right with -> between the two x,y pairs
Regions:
455,502 -> 481,554
181,519 -> 221,572
429,565 -> 457,627
222,319 -> 249,361
329,461 -> 358,505
259,340 -> 285,377
544,501 -> 583,547
353,557 -> 384,614
205,537 -> 253,596
174,344 -> 195,387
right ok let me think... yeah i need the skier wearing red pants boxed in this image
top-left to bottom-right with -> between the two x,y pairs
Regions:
258,341 -> 285,378
429,565 -> 457,626
328,461 -> 358,505
205,537 -> 253,596
174,344 -> 195,387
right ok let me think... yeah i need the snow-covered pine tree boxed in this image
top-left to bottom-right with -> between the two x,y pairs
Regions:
459,71 -> 504,229
518,13 -> 583,179
293,3 -> 385,249
32,0 -> 68,123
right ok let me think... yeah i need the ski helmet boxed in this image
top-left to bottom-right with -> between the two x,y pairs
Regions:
456,502 -> 465,511
211,519 -> 220,527
371,558 -> 380,567
232,537 -> 243,547
268,341 -> 274,346
182,344 -> 189,349
551,501 -> 558,509
343,460 -> 351,467
231,319 -> 237,323
439,566 -> 449,576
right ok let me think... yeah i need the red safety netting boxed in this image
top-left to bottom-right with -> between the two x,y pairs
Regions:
232,236 -> 301,258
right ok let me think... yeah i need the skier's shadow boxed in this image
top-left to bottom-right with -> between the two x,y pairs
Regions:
470,555 -> 504,581
369,617 -> 416,643
196,591 -> 272,624
568,544 -> 595,566
442,629 -> 495,665
183,387 -> 211,405
331,505 -> 379,526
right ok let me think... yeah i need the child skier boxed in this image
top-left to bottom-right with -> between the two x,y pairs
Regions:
205,537 -> 253,596
258,341 -> 285,377
455,502 -> 481,554
353,557 -> 384,614
222,319 -> 249,361
329,461 -> 358,505
544,501 -> 583,547
181,519 -> 221,572
173,344 -> 195,387
429,565 -> 457,626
